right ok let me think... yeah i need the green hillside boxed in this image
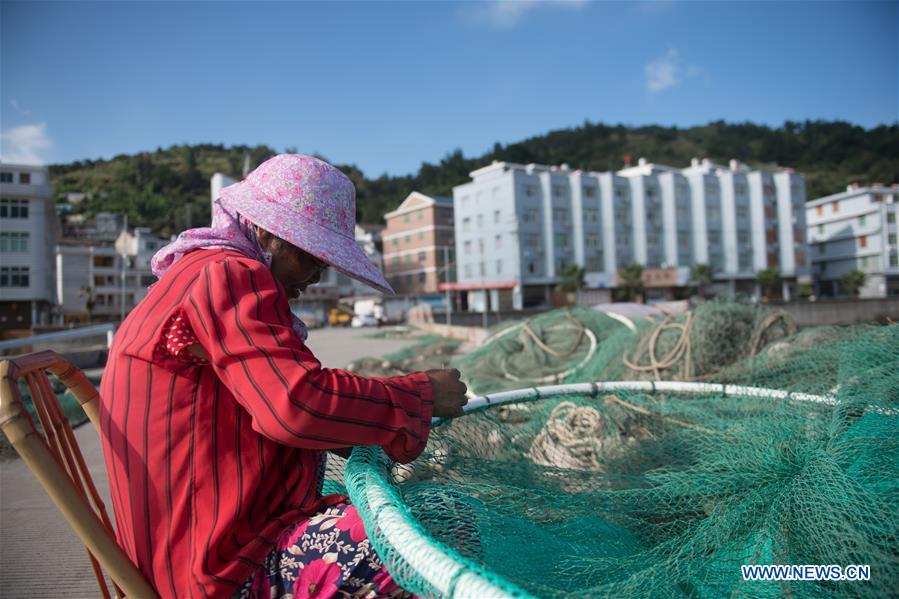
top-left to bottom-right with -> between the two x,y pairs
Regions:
49,120 -> 899,236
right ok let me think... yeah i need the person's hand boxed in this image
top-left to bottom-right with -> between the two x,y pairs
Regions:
425,368 -> 468,419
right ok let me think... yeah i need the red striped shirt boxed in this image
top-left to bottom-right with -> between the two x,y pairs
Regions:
98,249 -> 434,598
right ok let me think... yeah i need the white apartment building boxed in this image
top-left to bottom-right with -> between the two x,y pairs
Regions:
452,158 -> 810,310
0,163 -> 57,334
806,185 -> 899,298
56,227 -> 168,324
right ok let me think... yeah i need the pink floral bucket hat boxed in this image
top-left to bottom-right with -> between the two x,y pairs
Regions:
217,154 -> 394,295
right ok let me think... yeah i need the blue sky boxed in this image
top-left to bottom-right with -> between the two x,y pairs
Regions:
1,1 -> 896,176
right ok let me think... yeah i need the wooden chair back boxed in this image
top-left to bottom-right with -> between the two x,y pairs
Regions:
0,350 -> 158,598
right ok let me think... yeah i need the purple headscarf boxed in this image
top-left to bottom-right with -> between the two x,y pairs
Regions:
151,200 -> 309,342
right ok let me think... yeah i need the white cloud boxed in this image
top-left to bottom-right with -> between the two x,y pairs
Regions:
0,123 -> 52,165
645,48 -> 704,94
9,99 -> 32,117
461,0 -> 588,29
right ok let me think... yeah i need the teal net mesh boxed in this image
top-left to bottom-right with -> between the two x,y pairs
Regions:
338,304 -> 898,598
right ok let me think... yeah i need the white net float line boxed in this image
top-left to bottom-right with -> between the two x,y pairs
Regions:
344,448 -> 535,599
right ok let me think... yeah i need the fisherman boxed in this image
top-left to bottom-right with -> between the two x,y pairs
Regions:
98,154 -> 468,598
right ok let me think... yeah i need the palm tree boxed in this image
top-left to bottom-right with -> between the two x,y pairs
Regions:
756,268 -> 781,301
617,263 -> 644,303
840,270 -> 867,297
555,264 -> 586,306
690,263 -> 714,299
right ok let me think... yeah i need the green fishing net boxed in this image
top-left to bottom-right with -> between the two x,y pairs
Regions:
334,304 -> 898,598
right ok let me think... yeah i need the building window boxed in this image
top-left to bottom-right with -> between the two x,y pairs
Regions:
832,201 -> 839,213
404,214 -> 410,223
392,238 -> 398,246
477,214 -> 483,228
585,234 -> 599,249
418,272 -> 426,283
495,234 -> 502,249
554,233 -> 568,247
418,231 -> 424,241
393,257 -> 400,266
464,240 -> 472,255
93,256 -> 115,267
890,254 -> 898,267
586,256 -> 602,270
0,266 -> 30,287
889,233 -> 897,246
418,211 -> 423,221
583,186 -> 597,198
18,172 -> 31,184
887,211 -> 896,224
552,184 -> 565,197
0,172 -> 12,183
462,217 -> 471,232
406,274 -> 413,285
528,262 -> 536,274
479,262 -> 485,276
818,243 -> 826,255
737,229 -> 750,245
418,251 -> 426,263
524,184 -> 537,198
0,198 -> 29,219
522,208 -> 539,223
494,210 -> 501,224
464,265 -> 472,278
496,260 -> 502,274
552,208 -> 567,223
0,231 -> 29,252
585,209 -> 599,223
859,235 -> 867,248
818,224 -> 825,234
816,205 -> 823,216
736,205 -> 748,220
859,215 -> 866,228
708,230 -> 721,245
861,257 -> 869,269
404,234 -> 411,243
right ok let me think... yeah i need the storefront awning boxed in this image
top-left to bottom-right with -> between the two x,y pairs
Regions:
439,281 -> 518,291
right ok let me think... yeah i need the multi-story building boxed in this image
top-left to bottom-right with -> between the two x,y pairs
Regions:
452,159 -> 810,310
0,163 -> 57,335
56,226 -> 168,324
382,192 -> 455,296
805,184 -> 899,297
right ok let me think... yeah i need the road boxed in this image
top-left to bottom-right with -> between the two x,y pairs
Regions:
0,327 -> 425,599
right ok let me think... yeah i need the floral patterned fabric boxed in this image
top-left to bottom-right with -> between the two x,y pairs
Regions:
217,154 -> 394,295
150,203 -> 309,342
234,502 -> 412,599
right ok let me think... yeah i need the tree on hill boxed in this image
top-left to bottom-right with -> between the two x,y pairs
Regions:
48,121 -> 899,235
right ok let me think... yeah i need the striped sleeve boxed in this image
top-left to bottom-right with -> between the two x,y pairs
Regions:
183,256 -> 434,464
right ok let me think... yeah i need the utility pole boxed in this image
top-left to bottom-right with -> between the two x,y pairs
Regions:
443,245 -> 452,326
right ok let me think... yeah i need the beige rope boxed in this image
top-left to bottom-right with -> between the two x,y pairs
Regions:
527,401 -> 608,471
623,313 -> 694,380
749,310 -> 797,356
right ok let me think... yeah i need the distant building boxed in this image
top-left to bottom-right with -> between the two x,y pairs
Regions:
56,226 -> 168,324
382,192 -> 455,296
451,159 -> 810,310
0,163 -> 57,335
806,184 -> 899,297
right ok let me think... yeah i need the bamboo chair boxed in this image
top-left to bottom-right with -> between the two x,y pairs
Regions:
0,350 -> 158,599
